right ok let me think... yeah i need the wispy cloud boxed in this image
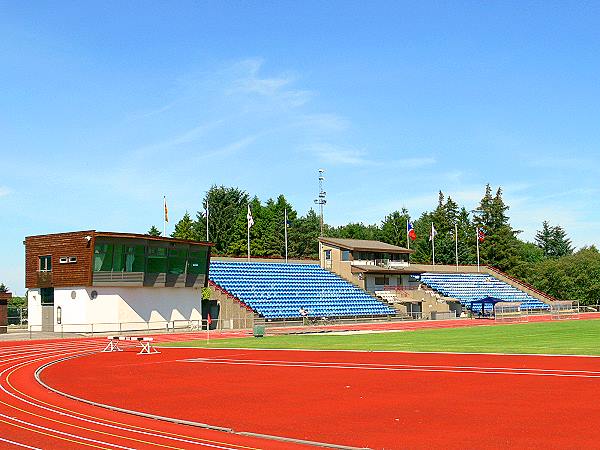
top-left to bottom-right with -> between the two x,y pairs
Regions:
309,143 -> 437,168
309,143 -> 372,166
0,187 -> 11,197
227,58 -> 312,108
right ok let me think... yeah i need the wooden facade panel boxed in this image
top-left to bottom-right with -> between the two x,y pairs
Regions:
0,292 -> 9,332
25,231 -> 94,288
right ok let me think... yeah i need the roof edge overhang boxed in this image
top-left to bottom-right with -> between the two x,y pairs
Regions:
318,237 -> 415,254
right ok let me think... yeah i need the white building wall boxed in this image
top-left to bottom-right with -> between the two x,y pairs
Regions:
27,289 -> 42,330
29,287 -> 202,333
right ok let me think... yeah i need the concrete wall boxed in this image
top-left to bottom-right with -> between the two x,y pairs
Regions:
209,286 -> 255,329
319,243 -> 365,289
28,286 -> 202,333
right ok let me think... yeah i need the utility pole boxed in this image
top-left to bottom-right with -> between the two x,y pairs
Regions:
314,169 -> 327,237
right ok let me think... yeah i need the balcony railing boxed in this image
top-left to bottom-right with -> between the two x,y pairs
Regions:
350,259 -> 409,268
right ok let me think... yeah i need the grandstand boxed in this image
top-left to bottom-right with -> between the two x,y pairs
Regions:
209,261 -> 397,319
418,273 -> 550,313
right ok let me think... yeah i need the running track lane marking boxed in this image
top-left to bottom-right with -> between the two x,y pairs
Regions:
2,345 -> 261,450
35,354 -> 368,450
180,357 -> 600,378
0,414 -> 118,450
0,436 -> 43,449
2,351 -> 260,450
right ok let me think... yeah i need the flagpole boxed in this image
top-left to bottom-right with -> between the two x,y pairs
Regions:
206,199 -> 209,242
247,217 -> 250,261
455,223 -> 459,271
431,222 -> 436,265
247,204 -> 251,261
476,227 -> 481,273
406,219 -> 410,250
284,208 -> 289,264
163,196 -> 167,237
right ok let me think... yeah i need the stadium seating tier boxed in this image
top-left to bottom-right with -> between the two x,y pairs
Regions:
209,261 -> 397,319
418,273 -> 550,312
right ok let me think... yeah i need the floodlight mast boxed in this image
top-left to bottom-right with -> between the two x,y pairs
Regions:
314,168 -> 327,237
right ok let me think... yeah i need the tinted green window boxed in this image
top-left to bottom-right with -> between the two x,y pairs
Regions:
112,245 -> 125,271
188,247 -> 208,275
146,247 -> 167,273
124,245 -> 145,272
94,244 -> 114,272
168,247 -> 187,275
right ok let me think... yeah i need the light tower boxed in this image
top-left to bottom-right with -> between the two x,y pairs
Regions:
314,168 -> 327,237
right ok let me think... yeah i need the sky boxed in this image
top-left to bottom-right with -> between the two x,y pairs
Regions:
1,1 -> 599,294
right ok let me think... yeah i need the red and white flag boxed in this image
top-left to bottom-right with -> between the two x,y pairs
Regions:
477,227 -> 485,242
408,221 -> 417,241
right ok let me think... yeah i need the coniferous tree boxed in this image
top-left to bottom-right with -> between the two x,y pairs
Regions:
289,209 -> 321,258
0,283 -> 8,293
171,212 -> 198,241
473,186 -> 521,272
147,226 -> 162,236
196,185 -> 249,253
380,208 -> 410,247
535,222 -> 574,258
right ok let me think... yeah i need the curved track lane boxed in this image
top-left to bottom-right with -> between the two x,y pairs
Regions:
0,337 -> 310,450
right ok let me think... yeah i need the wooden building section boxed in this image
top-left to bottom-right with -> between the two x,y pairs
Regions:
25,231 -> 94,288
25,231 -> 213,289
0,291 -> 11,333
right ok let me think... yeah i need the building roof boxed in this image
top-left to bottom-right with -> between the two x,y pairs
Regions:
350,265 -> 424,275
94,231 -> 214,246
25,230 -> 214,247
318,237 -> 413,253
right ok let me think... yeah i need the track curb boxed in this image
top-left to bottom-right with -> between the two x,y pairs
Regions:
34,353 -> 369,450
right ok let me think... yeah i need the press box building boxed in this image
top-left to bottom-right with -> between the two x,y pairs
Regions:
25,231 -> 212,332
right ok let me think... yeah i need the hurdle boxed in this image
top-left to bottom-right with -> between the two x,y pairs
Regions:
103,336 -> 160,355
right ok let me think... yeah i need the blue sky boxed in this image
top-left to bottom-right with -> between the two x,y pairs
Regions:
2,1 -> 599,294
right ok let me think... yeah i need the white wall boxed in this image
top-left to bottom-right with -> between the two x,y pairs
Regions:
27,289 -> 42,329
29,287 -> 202,333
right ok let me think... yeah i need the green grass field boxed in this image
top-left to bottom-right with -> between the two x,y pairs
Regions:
163,319 -> 600,355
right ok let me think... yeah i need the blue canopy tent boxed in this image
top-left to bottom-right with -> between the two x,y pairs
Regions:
468,296 -> 504,318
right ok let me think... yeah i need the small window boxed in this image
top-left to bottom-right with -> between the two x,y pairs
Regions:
374,276 -> 389,286
59,257 -> 69,264
39,255 -> 52,272
341,250 -> 350,261
324,250 -> 331,260
69,256 -> 77,263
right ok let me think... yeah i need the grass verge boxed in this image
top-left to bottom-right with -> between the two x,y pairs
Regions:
162,319 -> 600,355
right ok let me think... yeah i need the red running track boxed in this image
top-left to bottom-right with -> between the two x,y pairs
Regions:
40,346 -> 600,449
0,337 -> 308,449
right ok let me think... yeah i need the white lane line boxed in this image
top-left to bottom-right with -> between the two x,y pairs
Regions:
171,345 -> 600,358
180,357 -> 600,378
1,352 -> 246,449
0,436 -> 43,449
0,412 -> 135,450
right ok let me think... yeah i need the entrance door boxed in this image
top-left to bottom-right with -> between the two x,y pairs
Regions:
40,288 -> 54,332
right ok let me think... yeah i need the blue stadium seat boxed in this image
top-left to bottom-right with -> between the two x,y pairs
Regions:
209,261 -> 396,319
418,273 -> 550,311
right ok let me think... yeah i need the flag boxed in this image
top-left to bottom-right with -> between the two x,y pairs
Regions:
408,222 -> 416,241
163,196 -> 169,223
285,209 -> 291,228
477,227 -> 486,242
247,204 -> 254,228
207,313 -> 212,325
429,224 -> 437,241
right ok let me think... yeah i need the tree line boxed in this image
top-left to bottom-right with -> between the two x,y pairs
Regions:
148,184 -> 599,305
